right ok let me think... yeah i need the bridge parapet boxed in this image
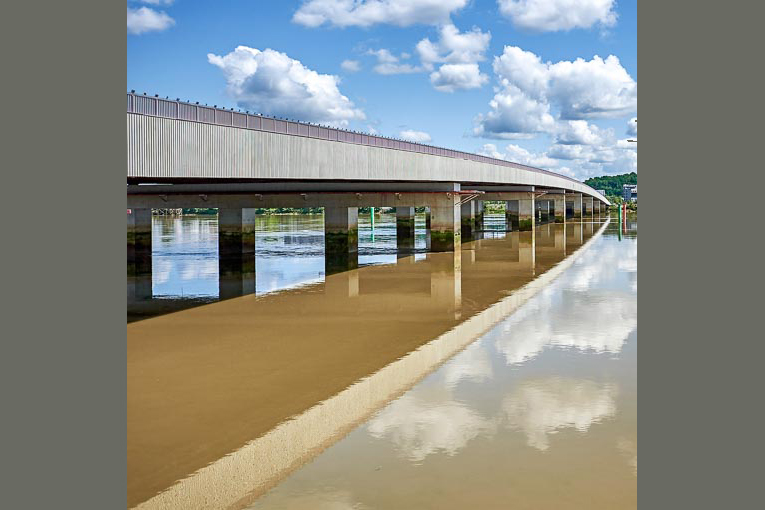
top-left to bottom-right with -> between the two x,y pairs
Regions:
126,92 -> 607,204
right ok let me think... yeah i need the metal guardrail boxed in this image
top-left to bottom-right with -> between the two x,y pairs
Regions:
126,92 -> 592,191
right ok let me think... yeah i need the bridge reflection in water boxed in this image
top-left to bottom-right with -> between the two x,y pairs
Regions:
127,215 -> 609,510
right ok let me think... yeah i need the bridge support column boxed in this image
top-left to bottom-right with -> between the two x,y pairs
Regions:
396,206 -> 416,254
474,200 -> 484,233
573,193 -> 583,220
461,201 -> 476,242
565,196 -> 574,220
429,194 -> 461,252
583,196 -> 594,220
424,208 -> 432,251
506,200 -> 519,231
505,192 -> 535,231
127,208 -> 152,278
218,208 -> 256,299
538,200 -> 550,224
552,195 -> 566,223
324,206 -> 359,274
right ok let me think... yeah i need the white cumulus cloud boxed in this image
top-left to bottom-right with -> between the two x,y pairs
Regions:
474,84 -> 556,138
399,129 -> 432,142
430,63 -> 488,92
340,59 -> 361,72
367,49 -> 424,75
555,120 -> 611,145
626,117 -> 637,136
498,0 -> 617,32
416,24 -> 491,68
293,0 -> 469,28
127,7 -> 175,35
474,46 -> 636,144
208,46 -> 365,127
416,24 -> 491,91
478,143 -> 558,168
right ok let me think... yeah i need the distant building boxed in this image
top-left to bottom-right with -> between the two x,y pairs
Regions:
622,184 -> 637,202
596,189 -> 606,196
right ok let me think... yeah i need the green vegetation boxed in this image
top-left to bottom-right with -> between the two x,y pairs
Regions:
584,172 -> 637,200
482,201 -> 506,213
180,206 -> 419,216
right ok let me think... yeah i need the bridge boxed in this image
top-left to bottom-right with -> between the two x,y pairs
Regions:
126,92 -> 610,283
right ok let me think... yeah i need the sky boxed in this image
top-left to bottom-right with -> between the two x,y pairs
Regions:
127,0 -> 637,181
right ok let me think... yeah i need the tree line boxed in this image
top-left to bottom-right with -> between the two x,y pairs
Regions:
584,172 -> 637,200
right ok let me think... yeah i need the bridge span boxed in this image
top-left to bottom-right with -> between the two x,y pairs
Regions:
126,92 -> 610,281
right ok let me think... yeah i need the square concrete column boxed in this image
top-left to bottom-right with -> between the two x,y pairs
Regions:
505,192 -> 535,232
573,193 -> 583,220
538,200 -> 550,224
518,193 -> 536,231
324,206 -> 359,274
474,200 -> 485,233
583,196 -> 594,219
461,200 -> 476,242
396,206 -> 416,254
552,194 -> 566,223
127,208 -> 152,277
424,208 -> 432,251
565,197 -> 575,220
218,208 -> 256,298
506,200 -> 519,231
429,194 -> 461,252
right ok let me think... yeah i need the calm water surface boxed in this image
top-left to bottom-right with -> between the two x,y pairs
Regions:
248,215 -> 636,510
127,212 -> 636,509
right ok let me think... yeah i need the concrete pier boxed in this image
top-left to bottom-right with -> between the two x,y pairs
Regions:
429,195 -> 461,252
324,206 -> 359,274
396,206 -> 416,254
461,201 -> 476,242
503,192 -> 535,232
565,197 -> 575,220
583,196 -> 594,219
573,193 -> 583,220
127,208 -> 152,277
424,208 -> 432,251
474,201 -> 484,234
218,208 -> 257,298
539,200 -> 550,224
552,194 -> 566,223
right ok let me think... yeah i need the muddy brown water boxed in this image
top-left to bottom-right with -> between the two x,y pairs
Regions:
127,213 -> 635,509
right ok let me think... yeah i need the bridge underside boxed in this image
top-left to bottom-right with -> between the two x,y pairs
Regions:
127,180 -> 609,304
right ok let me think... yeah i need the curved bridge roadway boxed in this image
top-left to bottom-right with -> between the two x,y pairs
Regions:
126,92 -> 610,274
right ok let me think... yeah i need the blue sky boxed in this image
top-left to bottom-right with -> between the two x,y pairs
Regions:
127,0 -> 637,180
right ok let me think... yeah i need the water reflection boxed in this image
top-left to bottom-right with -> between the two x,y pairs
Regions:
502,378 -> 618,451
368,392 -> 497,463
128,214 -> 633,510
128,213 -> 435,322
243,216 -> 636,510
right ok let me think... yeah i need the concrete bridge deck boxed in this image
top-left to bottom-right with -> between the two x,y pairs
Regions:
127,92 -> 610,280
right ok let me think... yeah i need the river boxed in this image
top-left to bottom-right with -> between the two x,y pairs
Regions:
127,212 -> 637,510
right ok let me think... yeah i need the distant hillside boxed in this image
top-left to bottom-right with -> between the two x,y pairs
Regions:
584,172 -> 637,198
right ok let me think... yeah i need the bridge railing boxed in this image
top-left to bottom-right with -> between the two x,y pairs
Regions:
127,92 -> 597,194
